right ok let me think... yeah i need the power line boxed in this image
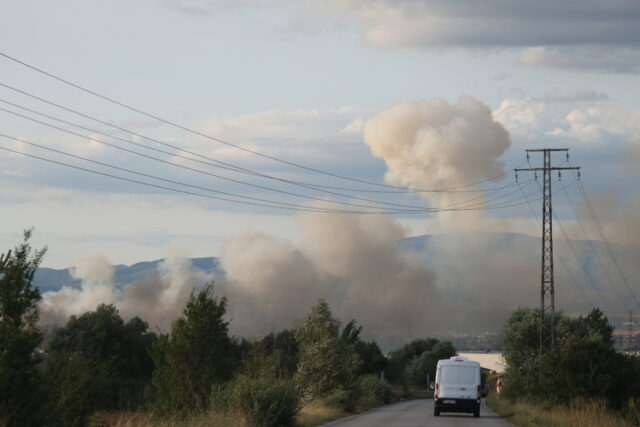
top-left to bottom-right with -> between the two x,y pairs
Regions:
0,134 -> 362,214
576,179 -> 640,310
0,106 -> 432,212
0,84 -> 520,200
0,103 -> 529,213
0,100 -> 533,214
517,180 -> 609,313
559,180 -> 631,312
0,52 -> 511,192
0,133 -> 539,215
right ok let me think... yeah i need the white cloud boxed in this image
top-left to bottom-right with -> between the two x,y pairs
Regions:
493,93 -> 640,145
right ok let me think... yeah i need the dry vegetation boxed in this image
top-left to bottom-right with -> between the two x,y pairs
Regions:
90,400 -> 351,427
487,395 -> 640,427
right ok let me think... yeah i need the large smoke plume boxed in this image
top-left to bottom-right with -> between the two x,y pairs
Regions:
38,95 -> 636,348
362,96 -> 511,204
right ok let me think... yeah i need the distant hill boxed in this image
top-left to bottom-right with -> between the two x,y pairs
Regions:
33,232 -> 638,294
33,257 -> 222,293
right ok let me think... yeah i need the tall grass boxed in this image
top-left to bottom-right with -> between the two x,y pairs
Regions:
96,400 -> 344,427
296,400 -> 347,427
100,410 -> 247,427
487,395 -> 639,427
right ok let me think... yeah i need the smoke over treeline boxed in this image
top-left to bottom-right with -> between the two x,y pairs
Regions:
36,96 -> 640,347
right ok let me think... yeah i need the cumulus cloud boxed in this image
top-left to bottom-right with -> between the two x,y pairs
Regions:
361,96 -> 510,213
493,94 -> 640,145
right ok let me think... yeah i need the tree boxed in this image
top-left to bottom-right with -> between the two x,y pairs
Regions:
400,340 -> 456,389
501,306 -> 639,407
40,351 -> 114,427
248,330 -> 299,379
47,304 -> 156,409
294,299 -> 360,400
386,338 -> 442,385
0,230 -> 46,426
341,319 -> 387,376
147,283 -> 234,415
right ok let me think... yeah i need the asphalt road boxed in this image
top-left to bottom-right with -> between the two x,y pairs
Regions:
323,399 -> 511,427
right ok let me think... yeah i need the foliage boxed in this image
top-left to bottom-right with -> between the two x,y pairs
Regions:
0,230 -> 46,426
147,283 -> 234,416
487,394 -> 640,427
341,320 -> 388,376
356,374 -> 395,406
248,329 -> 299,379
47,304 -> 156,408
324,388 -> 355,411
294,299 -> 361,401
40,351 -> 114,427
214,374 -> 300,427
502,307 -> 640,407
386,337 -> 455,388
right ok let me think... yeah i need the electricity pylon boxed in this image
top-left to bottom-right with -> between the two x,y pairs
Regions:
515,149 -> 580,356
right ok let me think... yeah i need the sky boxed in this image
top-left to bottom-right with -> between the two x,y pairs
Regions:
1,0 -> 639,268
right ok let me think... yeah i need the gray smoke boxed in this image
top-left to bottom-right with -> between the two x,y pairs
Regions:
216,207 -> 441,343
39,252 -> 212,331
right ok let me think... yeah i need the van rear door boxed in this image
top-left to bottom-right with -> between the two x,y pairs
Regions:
438,365 -> 478,400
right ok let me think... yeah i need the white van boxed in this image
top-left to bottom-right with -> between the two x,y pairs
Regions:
433,356 -> 481,417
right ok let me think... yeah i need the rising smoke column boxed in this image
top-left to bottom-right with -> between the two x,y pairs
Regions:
215,207 -> 441,344
39,254 -> 120,326
362,96 -> 511,215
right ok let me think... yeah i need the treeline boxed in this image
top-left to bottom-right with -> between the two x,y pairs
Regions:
0,232 -> 455,426
501,307 -> 640,420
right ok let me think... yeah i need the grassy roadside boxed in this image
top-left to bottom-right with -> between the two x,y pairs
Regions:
94,396 -> 405,427
486,394 -> 638,427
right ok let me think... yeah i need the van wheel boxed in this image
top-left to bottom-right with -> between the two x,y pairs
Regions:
473,407 -> 480,418
434,407 -> 440,416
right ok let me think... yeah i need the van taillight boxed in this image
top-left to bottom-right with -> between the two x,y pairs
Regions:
477,385 -> 481,397
434,383 -> 439,399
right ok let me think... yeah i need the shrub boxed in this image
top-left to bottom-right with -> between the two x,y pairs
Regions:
40,352 -> 114,427
325,389 -> 353,411
215,375 -> 300,427
357,375 -> 394,405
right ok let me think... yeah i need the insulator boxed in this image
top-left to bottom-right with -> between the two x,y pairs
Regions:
577,170 -> 581,180
534,172 -> 538,181
515,173 -> 518,182
566,152 -> 570,162
558,171 -> 562,180
526,153 -> 530,162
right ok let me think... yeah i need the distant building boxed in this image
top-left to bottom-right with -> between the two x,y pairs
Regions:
457,352 -> 506,373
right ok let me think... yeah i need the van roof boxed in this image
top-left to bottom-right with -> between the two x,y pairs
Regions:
436,356 -> 481,367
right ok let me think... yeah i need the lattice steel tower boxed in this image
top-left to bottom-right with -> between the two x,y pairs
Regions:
515,149 -> 580,355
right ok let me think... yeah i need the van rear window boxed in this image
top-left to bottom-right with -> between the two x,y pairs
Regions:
440,366 -> 477,385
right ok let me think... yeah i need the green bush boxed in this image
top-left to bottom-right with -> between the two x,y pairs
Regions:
40,352 -> 114,427
357,375 -> 394,405
325,387 -> 360,412
215,375 -> 300,427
